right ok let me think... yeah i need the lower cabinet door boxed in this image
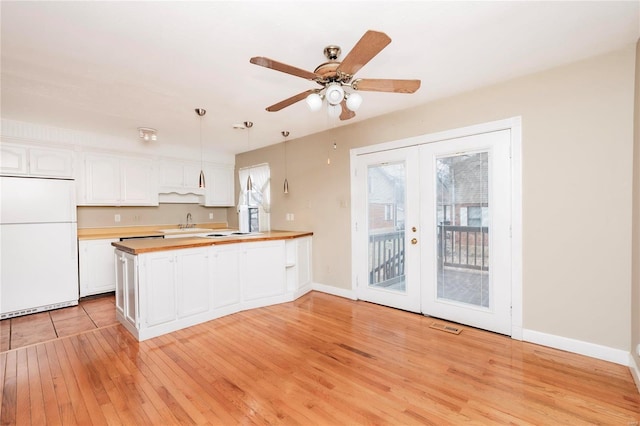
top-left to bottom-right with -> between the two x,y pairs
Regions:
144,254 -> 176,327
79,239 -> 118,297
176,248 -> 210,318
242,240 -> 286,301
212,245 -> 241,309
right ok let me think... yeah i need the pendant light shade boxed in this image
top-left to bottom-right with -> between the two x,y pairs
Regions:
195,108 -> 206,189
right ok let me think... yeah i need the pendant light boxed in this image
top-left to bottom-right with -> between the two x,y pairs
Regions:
282,130 -> 290,194
244,121 -> 253,192
195,108 -> 206,188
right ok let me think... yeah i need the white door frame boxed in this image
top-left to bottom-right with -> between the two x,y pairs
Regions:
350,117 -> 523,340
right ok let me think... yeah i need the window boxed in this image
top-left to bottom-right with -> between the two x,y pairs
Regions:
238,163 -> 271,231
384,204 -> 394,221
467,206 -> 482,227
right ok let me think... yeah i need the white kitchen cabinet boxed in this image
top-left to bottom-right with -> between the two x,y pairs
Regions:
212,240 -> 286,310
1,143 -> 73,178
176,249 -> 211,318
29,147 -> 74,178
159,160 -> 204,195
1,144 -> 28,175
211,245 -> 241,310
115,250 -> 138,332
80,152 -> 158,206
241,240 -> 286,304
144,253 -> 176,326
138,247 -> 210,330
203,164 -> 235,206
79,238 -> 119,297
285,236 -> 313,296
115,236 -> 310,341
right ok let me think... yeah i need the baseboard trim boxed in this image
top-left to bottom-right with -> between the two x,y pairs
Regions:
312,283 -> 357,300
522,329 -> 630,366
630,354 -> 640,393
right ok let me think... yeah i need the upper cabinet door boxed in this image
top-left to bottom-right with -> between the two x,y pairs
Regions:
1,143 -> 73,178
83,154 -> 121,204
81,153 -> 158,206
204,164 -> 235,206
29,147 -> 74,178
0,144 -> 28,176
121,158 -> 158,205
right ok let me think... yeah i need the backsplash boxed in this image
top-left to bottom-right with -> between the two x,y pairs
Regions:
77,204 -> 229,228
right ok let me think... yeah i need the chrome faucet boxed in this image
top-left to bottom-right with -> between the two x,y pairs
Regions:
186,212 -> 193,228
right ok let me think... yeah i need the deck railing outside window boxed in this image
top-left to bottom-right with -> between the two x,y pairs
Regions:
369,230 -> 405,287
368,226 -> 488,288
438,224 -> 489,271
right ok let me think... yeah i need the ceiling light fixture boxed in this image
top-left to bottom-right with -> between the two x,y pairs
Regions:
305,83 -> 363,118
244,121 -> 254,192
137,127 -> 157,141
195,108 -> 206,189
282,131 -> 290,194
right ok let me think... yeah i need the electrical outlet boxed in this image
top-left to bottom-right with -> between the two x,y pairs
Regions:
286,213 -> 295,221
209,213 -> 214,219
114,214 -> 121,223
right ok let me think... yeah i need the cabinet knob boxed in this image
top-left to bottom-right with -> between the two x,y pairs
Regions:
411,238 -> 418,245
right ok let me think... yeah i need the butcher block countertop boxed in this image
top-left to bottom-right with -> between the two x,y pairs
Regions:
111,231 -> 314,255
77,223 -> 229,240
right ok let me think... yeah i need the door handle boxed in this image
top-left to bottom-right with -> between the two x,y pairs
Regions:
411,238 -> 418,245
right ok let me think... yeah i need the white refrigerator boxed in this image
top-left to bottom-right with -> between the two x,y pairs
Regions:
1,176 -> 79,318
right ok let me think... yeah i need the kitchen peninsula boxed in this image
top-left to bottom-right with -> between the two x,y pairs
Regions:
112,231 -> 313,341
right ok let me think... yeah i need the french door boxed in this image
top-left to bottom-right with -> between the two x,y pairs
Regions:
352,147 -> 421,313
353,129 -> 513,335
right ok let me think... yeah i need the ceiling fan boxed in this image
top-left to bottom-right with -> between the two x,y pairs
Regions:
249,30 -> 421,121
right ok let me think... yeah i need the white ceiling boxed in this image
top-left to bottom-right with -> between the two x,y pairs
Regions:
1,1 -> 638,156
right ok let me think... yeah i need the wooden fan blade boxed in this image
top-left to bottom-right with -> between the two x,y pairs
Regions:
266,89 -> 318,112
250,57 -> 319,81
352,78 -> 421,93
340,100 -> 356,121
337,30 -> 391,77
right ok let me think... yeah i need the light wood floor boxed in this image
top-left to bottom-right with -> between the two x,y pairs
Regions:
1,291 -> 639,425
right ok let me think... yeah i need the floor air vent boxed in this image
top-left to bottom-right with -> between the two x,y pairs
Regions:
429,322 -> 462,335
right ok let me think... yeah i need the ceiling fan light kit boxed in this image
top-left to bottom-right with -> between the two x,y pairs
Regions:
345,92 -> 363,111
325,83 -> 344,105
250,29 -> 420,121
305,93 -> 323,111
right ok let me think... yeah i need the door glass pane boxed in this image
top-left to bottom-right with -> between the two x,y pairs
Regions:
368,162 -> 406,292
436,152 -> 489,307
